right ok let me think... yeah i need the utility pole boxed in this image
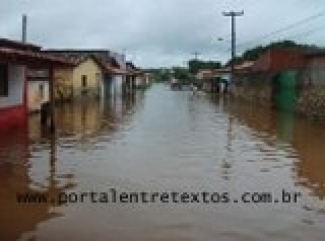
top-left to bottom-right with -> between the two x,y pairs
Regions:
22,14 -> 27,43
193,51 -> 200,61
222,10 -> 244,90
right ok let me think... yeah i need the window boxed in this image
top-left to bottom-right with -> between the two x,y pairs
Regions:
0,64 -> 9,97
82,75 -> 87,88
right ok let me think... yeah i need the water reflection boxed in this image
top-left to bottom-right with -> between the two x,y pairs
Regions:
293,121 -> 325,199
228,100 -> 325,199
276,112 -> 295,143
1,93 -> 144,241
29,92 -> 144,142
1,85 -> 325,240
0,127 -> 72,241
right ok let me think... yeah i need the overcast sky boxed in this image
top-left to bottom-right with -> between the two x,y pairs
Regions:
1,0 -> 325,68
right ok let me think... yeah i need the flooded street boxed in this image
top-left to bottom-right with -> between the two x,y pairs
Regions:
1,84 -> 325,241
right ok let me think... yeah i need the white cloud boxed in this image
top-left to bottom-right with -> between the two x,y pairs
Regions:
1,0 -> 325,68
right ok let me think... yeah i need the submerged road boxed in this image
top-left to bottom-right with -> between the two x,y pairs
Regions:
1,84 -> 325,241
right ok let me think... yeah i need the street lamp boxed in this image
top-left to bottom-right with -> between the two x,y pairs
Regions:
222,10 -> 244,93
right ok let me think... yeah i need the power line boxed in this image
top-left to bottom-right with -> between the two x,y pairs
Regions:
282,26 -> 324,41
237,11 -> 325,49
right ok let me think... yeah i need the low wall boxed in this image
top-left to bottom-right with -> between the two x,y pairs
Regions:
234,73 -> 325,120
234,74 -> 273,108
296,86 -> 325,120
0,105 -> 27,130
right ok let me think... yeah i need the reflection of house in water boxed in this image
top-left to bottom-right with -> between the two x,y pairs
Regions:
56,99 -> 104,137
291,121 -> 325,199
28,90 -> 145,144
229,102 -> 325,199
228,102 -> 277,141
0,126 -> 74,241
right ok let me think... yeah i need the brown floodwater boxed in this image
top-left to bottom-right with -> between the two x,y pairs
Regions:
1,84 -> 325,241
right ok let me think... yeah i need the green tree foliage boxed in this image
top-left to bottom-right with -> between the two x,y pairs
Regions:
172,67 -> 190,82
146,68 -> 171,82
226,40 -> 324,66
241,45 -> 265,61
188,59 -> 221,74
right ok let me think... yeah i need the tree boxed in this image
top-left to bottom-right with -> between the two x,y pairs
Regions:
148,68 -> 171,82
241,45 -> 265,61
226,40 -> 325,66
188,59 -> 221,74
172,67 -> 190,81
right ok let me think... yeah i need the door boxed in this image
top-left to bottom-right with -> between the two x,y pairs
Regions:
274,71 -> 297,112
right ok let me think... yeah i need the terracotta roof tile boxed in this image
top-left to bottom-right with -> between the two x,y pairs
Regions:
0,47 -> 75,67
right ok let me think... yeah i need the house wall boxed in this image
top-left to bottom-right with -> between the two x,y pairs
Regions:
269,50 -> 305,71
54,68 -> 74,101
102,74 -> 113,97
135,76 -> 145,88
111,75 -> 123,95
234,73 -> 274,108
252,51 -> 270,72
144,74 -> 151,85
296,56 -> 325,119
27,80 -> 49,112
253,49 -> 305,72
72,58 -> 103,98
0,64 -> 26,129
305,57 -> 325,85
0,65 -> 24,108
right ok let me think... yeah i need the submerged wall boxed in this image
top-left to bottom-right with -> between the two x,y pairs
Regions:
234,72 -> 325,120
234,73 -> 273,108
296,86 -> 325,120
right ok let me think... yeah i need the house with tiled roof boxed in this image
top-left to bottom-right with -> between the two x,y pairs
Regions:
0,38 -> 72,129
126,61 -> 147,89
43,50 -> 128,99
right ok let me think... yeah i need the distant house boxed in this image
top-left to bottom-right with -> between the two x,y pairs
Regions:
143,72 -> 152,86
105,56 -> 128,95
110,51 -> 128,88
126,61 -> 145,89
234,61 -> 254,74
195,69 -> 216,92
196,69 -> 220,80
52,55 -> 118,100
43,50 -> 127,98
235,48 -> 307,107
72,55 -> 104,98
0,38 -> 72,129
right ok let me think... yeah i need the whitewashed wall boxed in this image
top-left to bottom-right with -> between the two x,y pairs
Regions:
27,80 -> 50,112
308,58 -> 325,85
112,75 -> 123,95
0,65 -> 24,108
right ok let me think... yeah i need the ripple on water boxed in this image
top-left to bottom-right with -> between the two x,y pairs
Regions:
1,85 -> 325,241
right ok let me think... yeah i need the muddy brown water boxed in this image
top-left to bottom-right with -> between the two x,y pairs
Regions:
1,84 -> 324,241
